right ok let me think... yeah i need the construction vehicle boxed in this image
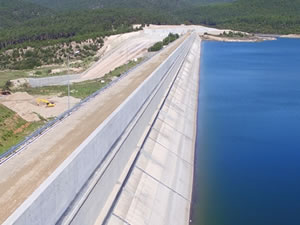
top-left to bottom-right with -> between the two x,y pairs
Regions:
36,98 -> 55,107
0,90 -> 11,96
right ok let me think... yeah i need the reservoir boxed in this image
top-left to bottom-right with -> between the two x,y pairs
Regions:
191,38 -> 300,225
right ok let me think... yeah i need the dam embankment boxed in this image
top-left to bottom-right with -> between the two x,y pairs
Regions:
2,33 -> 201,225
103,35 -> 201,225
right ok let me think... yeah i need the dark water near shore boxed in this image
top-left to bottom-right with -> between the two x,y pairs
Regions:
191,38 -> 300,225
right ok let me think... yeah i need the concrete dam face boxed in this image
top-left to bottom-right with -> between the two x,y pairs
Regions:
3,33 -> 201,225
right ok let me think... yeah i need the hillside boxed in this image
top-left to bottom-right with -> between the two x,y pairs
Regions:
24,0 -> 234,10
0,0 -> 52,29
0,8 -> 176,50
0,0 -> 299,54
178,0 -> 300,33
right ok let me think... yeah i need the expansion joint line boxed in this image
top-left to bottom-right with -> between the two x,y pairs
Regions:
166,93 -> 196,111
154,118 -> 193,140
111,213 -> 131,225
135,166 -> 190,202
147,136 -> 193,166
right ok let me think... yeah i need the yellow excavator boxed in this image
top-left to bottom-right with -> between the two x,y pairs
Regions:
36,98 -> 55,107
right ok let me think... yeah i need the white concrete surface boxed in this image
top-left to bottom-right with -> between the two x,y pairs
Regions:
106,35 -> 201,225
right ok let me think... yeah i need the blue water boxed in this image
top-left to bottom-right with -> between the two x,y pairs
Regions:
191,38 -> 300,225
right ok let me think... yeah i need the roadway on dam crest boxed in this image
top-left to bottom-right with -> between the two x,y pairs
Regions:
104,36 -> 201,225
0,35 -> 187,224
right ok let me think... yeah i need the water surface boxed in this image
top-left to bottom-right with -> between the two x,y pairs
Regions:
191,38 -> 300,225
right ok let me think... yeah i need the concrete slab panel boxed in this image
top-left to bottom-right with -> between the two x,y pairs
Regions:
111,168 -> 190,225
149,119 -> 194,163
136,138 -> 193,199
108,215 -> 128,225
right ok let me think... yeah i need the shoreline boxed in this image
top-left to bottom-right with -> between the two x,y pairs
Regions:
201,34 -> 276,42
202,33 -> 300,43
280,34 -> 300,39
189,37 -> 202,225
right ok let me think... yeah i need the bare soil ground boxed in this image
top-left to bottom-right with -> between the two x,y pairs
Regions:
0,35 -> 187,224
0,92 -> 80,121
76,30 -> 165,82
281,34 -> 300,38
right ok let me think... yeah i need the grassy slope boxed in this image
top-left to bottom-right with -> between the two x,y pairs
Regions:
0,104 -> 43,154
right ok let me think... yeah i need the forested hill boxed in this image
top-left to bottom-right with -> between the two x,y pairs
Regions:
178,0 -> 300,33
0,0 -> 300,52
0,8 -> 177,50
0,0 -> 52,29
24,0 -> 234,11
0,0 -> 234,50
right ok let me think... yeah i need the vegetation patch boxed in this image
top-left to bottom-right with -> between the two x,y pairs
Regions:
0,104 -> 44,155
148,33 -> 179,52
148,42 -> 164,52
219,31 -> 249,38
0,8 -> 161,52
178,0 -> 300,34
0,38 -> 104,70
